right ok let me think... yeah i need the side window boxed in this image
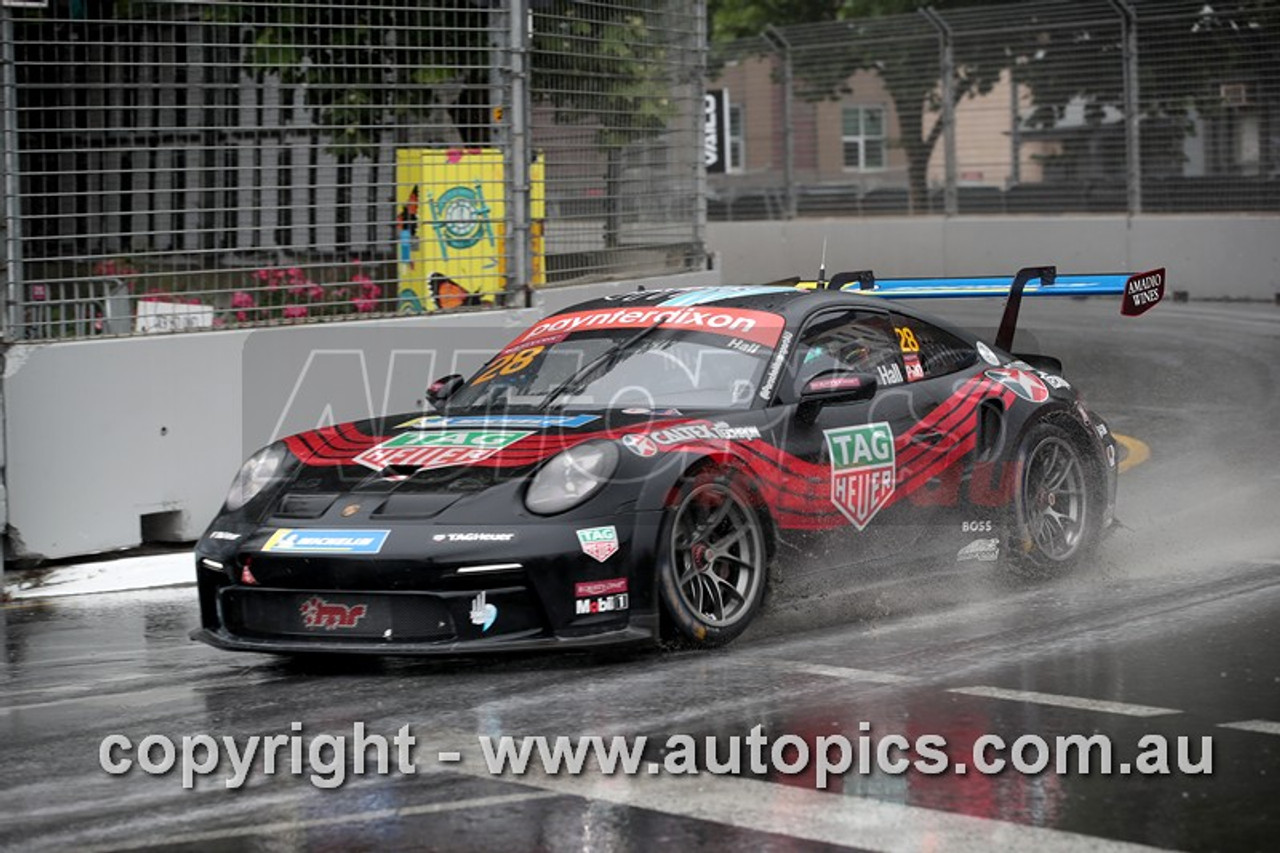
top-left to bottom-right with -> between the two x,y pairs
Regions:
890,313 -> 976,380
795,310 -> 905,392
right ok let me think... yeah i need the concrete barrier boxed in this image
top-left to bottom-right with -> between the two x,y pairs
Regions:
3,269 -> 719,562
708,215 -> 1280,297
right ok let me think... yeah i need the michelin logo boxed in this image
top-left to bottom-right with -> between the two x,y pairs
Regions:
263,529 -> 390,554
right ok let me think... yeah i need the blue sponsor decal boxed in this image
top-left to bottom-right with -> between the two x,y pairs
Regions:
396,414 -> 599,430
262,529 -> 390,554
658,286 -> 792,307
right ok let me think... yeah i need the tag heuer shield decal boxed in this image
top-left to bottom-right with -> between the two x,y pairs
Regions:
354,430 -> 532,473
824,423 -> 896,530
576,525 -> 619,562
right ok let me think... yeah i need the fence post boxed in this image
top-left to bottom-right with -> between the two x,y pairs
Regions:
1108,0 -> 1142,215
763,26 -> 795,220
921,7 -> 957,217
1,5 -> 23,341
1009,64 -> 1021,187
505,0 -> 533,307
694,6 -> 708,260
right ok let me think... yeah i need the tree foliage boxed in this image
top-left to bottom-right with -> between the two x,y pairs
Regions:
209,0 -> 495,160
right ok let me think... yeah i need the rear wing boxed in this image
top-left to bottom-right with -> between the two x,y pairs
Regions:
801,265 -> 1165,351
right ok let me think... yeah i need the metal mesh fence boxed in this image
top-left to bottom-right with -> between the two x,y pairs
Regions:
0,0 -> 706,341
708,0 -> 1280,221
532,0 -> 704,285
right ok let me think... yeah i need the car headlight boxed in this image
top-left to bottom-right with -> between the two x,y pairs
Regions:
224,443 -> 287,512
525,441 -> 620,515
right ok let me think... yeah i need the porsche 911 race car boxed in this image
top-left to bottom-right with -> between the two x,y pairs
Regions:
192,265 -> 1165,654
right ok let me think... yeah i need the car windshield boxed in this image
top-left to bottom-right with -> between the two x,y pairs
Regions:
446,308 -> 786,412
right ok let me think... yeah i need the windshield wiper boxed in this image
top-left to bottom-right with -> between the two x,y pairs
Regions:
534,322 -> 664,412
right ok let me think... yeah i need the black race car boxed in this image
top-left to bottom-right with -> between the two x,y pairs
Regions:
192,266 -> 1164,654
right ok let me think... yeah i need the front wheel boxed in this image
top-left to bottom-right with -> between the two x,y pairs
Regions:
657,470 -> 769,647
1007,420 -> 1103,575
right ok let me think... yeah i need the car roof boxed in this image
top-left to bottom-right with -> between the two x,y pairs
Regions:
555,285 -> 892,320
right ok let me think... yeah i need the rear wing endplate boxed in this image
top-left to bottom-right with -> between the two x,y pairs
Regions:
806,266 -> 1166,351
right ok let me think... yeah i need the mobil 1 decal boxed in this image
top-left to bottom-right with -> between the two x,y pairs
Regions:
824,422 -> 896,530
354,430 -> 531,473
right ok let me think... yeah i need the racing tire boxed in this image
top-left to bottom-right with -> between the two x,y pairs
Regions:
1005,419 -> 1105,576
656,468 -> 769,648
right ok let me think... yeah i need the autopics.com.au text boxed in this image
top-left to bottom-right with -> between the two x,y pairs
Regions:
98,722 -> 1214,790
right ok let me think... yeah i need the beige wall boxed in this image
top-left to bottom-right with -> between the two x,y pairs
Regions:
713,62 -> 1062,190
927,69 -> 1060,187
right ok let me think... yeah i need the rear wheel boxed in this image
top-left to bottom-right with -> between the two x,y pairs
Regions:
1007,420 -> 1103,574
657,470 -> 768,647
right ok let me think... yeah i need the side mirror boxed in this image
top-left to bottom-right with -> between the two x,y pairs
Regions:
426,374 -> 465,410
796,370 -> 876,423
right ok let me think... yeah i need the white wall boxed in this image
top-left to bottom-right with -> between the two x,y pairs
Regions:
3,270 -> 719,561
708,215 -> 1280,297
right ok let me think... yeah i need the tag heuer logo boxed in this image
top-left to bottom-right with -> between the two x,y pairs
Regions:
576,525 -> 619,562
354,430 -> 531,473
824,423 -> 896,530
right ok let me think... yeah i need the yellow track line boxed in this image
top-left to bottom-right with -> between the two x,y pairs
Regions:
1114,433 -> 1150,473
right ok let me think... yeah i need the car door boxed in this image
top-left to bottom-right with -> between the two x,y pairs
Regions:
762,307 -> 943,572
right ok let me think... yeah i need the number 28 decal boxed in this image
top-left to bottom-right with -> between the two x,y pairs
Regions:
472,345 -> 546,385
895,327 -> 920,353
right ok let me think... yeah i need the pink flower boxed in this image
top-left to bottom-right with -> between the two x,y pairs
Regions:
289,284 -> 307,297
187,298 -> 202,305
235,311 -> 249,323
283,304 -> 308,319
351,296 -> 377,313
333,287 -> 350,300
253,269 -> 269,282
231,291 -> 255,309
213,317 -> 226,328
350,256 -> 362,267
307,284 -> 325,301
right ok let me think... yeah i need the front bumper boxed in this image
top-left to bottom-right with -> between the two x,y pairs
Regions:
190,619 -> 657,657
192,513 -> 664,655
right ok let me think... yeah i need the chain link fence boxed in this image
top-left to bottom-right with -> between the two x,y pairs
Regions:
0,0 -> 705,341
708,0 -> 1279,221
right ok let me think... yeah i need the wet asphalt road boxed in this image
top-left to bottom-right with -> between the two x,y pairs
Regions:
2,299 -> 1279,852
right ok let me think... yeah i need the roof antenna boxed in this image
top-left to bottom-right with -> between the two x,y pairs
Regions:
818,235 -> 828,289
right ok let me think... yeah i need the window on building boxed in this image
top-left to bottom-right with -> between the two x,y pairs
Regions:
842,105 -> 886,171
727,104 -> 745,173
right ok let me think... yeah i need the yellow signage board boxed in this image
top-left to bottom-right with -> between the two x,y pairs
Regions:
396,148 -> 545,314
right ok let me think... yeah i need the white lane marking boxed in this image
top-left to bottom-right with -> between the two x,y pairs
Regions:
948,686 -> 1180,718
77,791 -> 559,853
1218,719 -> 1280,736
452,764 -> 1168,853
765,660 -> 915,684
